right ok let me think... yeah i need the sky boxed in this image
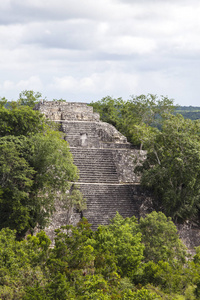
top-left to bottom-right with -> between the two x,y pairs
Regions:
0,0 -> 200,106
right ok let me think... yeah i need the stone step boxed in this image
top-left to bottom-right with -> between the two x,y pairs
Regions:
77,167 -> 118,172
78,184 -> 142,229
78,171 -> 118,175
70,148 -> 119,183
77,173 -> 119,183
71,152 -> 117,156
73,159 -> 117,163
77,178 -> 119,184
63,121 -> 130,147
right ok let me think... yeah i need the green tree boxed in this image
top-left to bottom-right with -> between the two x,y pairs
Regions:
25,130 -> 80,231
0,99 -> 84,236
18,90 -> 42,108
138,212 -> 187,264
136,213 -> 191,296
137,114 -> 200,223
47,218 -> 96,298
47,218 -> 146,299
93,213 -> 144,280
0,136 -> 35,235
0,97 -> 8,108
140,261 -> 191,296
0,132 -> 80,237
0,106 -> 47,137
49,218 -> 95,277
0,220 -> 192,300
123,287 -> 162,300
0,228 -> 51,300
90,94 -> 175,148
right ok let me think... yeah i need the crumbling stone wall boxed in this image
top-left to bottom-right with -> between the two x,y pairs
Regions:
35,101 -> 100,121
177,224 -> 200,254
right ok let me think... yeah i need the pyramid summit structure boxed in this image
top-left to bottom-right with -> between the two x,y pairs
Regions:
35,101 -> 149,233
35,100 -> 200,251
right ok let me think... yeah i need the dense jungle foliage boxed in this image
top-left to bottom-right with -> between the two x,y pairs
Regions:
1,213 -> 200,299
0,91 -> 85,238
1,91 -> 200,299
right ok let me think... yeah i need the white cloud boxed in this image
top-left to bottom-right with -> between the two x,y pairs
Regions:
16,76 -> 43,90
100,36 -> 156,55
0,76 -> 43,98
0,0 -> 128,24
51,71 -> 139,97
0,24 -> 25,49
0,0 -> 11,10
2,80 -> 15,90
0,0 -> 199,105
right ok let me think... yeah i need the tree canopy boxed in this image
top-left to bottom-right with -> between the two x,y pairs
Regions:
0,213 -> 199,299
138,211 -> 187,264
0,92 -> 84,237
90,94 -> 175,149
137,114 -> 200,224
18,90 -> 42,108
0,105 -> 46,137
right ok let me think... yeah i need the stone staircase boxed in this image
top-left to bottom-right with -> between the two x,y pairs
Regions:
61,117 -> 144,227
70,148 -> 119,183
78,183 -> 142,229
61,121 -> 99,147
60,120 -> 128,148
36,101 -> 146,231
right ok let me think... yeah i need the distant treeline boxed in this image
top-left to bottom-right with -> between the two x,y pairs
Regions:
175,106 -> 200,120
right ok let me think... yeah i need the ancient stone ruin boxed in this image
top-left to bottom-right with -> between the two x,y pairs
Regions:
35,101 -> 200,251
35,101 -> 151,236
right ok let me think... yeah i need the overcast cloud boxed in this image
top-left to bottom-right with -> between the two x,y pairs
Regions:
0,0 -> 200,105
